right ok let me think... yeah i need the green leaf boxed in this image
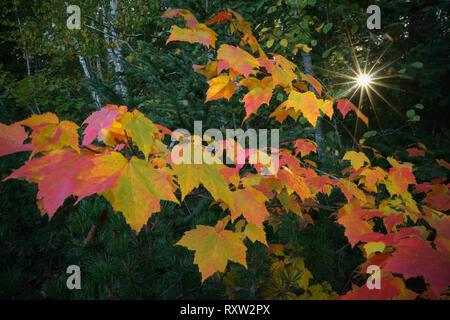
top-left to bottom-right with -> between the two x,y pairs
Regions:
410,62 -> 423,69
323,23 -> 333,34
370,32 -> 378,42
406,109 -> 415,118
311,39 -> 317,46
414,104 -> 424,109
322,46 -> 336,58
363,130 -> 377,138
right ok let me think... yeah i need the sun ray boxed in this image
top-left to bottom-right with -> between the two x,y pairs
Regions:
368,85 -> 403,117
370,81 -> 405,92
364,85 -> 381,128
367,43 -> 392,75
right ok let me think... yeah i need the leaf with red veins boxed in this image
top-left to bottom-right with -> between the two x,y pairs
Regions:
0,123 -> 32,156
162,8 -> 198,29
239,76 -> 273,120
337,272 -> 414,300
229,186 -> 269,227
406,147 -> 425,157
384,237 -> 450,296
217,44 -> 260,78
81,105 -> 118,146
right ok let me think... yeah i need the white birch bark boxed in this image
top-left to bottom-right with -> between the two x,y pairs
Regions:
103,0 -> 128,99
77,53 -> 102,109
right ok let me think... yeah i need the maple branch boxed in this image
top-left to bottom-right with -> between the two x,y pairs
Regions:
124,129 -> 138,157
81,145 -> 102,154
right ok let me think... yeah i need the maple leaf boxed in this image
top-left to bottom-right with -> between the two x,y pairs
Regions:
336,99 -> 352,118
193,61 -> 218,79
359,167 -> 387,189
162,8 -> 198,29
292,139 -> 317,157
81,105 -> 118,146
277,167 -> 312,201
229,186 -> 269,227
98,152 -> 179,232
122,110 -> 168,160
338,179 -> 367,202
243,222 -> 268,245
270,91 -> 331,127
205,74 -> 237,102
239,76 -> 273,120
384,237 -> 450,296
5,150 -> 95,217
335,99 -> 369,126
343,151 -> 371,170
172,162 -> 234,207
258,55 -> 297,87
18,113 -> 80,158
217,44 -> 260,78
406,147 -> 425,157
166,24 -> 217,48
176,223 -> 247,282
423,184 -> 450,211
386,166 -> 417,196
0,123 -> 32,156
337,202 -> 376,247
205,10 -> 232,25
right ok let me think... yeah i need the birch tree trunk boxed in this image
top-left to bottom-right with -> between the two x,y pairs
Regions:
77,53 -> 102,109
103,0 -> 128,99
